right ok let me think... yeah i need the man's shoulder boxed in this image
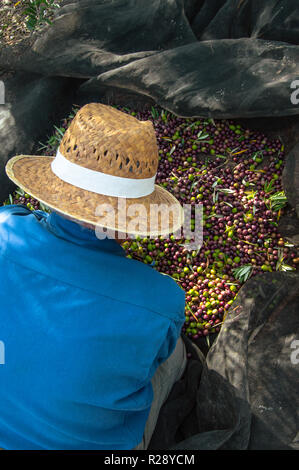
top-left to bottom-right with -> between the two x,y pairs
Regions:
0,204 -> 27,219
95,252 -> 186,324
0,204 -> 46,224
0,205 -> 185,323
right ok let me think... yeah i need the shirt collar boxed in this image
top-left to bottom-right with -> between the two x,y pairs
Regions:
43,211 -> 125,256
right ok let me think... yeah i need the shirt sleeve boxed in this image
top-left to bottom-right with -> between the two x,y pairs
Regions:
152,275 -> 186,368
155,317 -> 185,367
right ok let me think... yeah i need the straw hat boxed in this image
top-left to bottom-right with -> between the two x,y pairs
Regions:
5,103 -> 184,237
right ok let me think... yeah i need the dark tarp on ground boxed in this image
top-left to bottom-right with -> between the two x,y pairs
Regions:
149,272 -> 299,450
1,0 -> 299,120
1,0 -> 299,202
25,0 -> 299,118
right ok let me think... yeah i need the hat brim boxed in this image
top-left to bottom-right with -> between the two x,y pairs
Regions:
6,155 -> 184,237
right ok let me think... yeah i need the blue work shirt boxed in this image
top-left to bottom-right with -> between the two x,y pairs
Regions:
0,205 -> 185,450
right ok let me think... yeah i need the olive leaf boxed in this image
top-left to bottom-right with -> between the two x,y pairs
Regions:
169,145 -> 176,156
232,264 -> 253,283
23,0 -> 60,31
151,106 -> 159,119
269,191 -> 287,211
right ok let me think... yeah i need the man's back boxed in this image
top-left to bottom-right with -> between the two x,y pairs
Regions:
0,205 -> 185,450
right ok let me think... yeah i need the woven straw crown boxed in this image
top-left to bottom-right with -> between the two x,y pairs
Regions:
6,102 -> 184,236
59,103 -> 159,178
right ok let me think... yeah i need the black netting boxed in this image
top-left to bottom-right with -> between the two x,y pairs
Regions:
149,272 -> 299,450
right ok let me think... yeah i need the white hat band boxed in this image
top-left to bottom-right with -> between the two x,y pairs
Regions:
51,148 -> 156,198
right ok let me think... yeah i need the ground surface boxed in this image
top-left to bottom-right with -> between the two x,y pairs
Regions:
0,0 -> 64,47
